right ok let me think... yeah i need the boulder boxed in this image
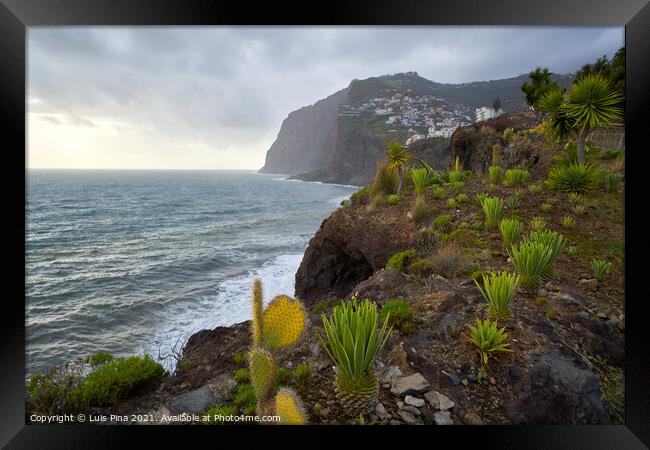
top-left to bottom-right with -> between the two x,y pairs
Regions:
505,352 -> 610,424
170,385 -> 218,414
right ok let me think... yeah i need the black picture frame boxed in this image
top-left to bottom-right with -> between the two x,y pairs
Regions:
2,0 -> 649,447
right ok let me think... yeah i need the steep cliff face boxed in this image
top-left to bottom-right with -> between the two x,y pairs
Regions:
259,87 -> 348,175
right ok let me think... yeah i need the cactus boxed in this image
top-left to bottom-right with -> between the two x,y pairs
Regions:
274,387 -> 307,425
247,278 -> 308,424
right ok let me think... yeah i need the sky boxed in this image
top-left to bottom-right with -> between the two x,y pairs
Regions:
27,26 -> 624,170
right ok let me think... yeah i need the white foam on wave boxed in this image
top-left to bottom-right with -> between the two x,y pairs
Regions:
142,252 -> 304,373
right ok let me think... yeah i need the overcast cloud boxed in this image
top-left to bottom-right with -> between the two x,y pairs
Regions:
27,26 -> 624,169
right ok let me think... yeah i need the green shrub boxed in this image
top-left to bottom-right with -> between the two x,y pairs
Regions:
410,197 -> 430,224
540,202 -> 553,213
481,197 -> 504,227
451,181 -> 465,193
430,242 -> 472,278
76,355 -> 165,407
561,215 -> 575,228
600,171 -> 622,193
350,187 -> 370,205
276,367 -> 293,385
528,183 -> 543,194
370,194 -> 385,208
407,258 -> 435,277
469,319 -> 513,365
499,218 -> 523,249
88,352 -> 113,367
505,195 -> 521,210
488,166 -> 503,184
233,383 -> 256,408
27,360 -> 85,415
474,271 -> 520,320
547,162 -> 596,194
567,192 -> 583,203
204,404 -> 238,424
379,299 -> 415,334
386,249 -> 417,273
447,198 -> 457,208
387,194 -> 400,205
592,259 -> 613,281
432,213 -> 454,231
432,185 -> 445,199
410,168 -> 431,196
447,170 -> 462,183
415,228 -> 440,255
509,241 -> 554,296
314,299 -> 342,315
457,193 -> 468,204
371,162 -> 400,195
293,362 -> 311,380
572,204 -> 587,216
234,368 -> 249,383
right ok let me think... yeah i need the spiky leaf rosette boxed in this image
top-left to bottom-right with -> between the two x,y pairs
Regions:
249,348 -> 277,406
509,241 -> 554,297
334,370 -> 379,417
251,278 -> 264,345
527,229 -> 566,280
274,387 -> 307,425
261,295 -> 306,349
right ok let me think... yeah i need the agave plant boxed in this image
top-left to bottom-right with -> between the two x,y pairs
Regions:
540,202 -> 553,213
475,192 -> 489,205
567,192 -> 583,203
562,215 -> 575,228
451,181 -> 465,192
474,271 -> 520,320
591,259 -> 613,281
572,204 -> 587,216
509,240 -> 555,296
457,193 -> 468,204
505,195 -> 521,210
410,168 -> 431,196
318,299 -> 392,417
499,218 -> 524,250
528,183 -> 543,194
504,169 -> 531,186
528,217 -> 547,231
527,229 -> 566,280
488,166 -> 503,184
468,319 -> 513,365
481,197 -> 504,228
547,162 -> 596,194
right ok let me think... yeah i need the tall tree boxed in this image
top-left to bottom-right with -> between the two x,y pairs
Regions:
386,141 -> 412,195
575,47 -> 625,109
521,67 -> 560,109
493,97 -> 502,114
538,73 -> 623,162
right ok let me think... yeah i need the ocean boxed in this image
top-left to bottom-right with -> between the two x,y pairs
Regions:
25,169 -> 357,378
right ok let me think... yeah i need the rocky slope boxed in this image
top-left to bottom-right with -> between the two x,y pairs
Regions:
259,72 -> 573,185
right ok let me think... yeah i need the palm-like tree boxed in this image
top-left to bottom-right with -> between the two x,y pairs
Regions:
539,73 -> 623,162
386,141 -> 412,195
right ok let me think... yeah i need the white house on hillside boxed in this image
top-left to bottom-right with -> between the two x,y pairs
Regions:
475,106 -> 504,123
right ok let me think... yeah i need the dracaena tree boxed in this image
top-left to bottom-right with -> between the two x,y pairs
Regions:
538,73 -> 623,162
386,141 -> 412,195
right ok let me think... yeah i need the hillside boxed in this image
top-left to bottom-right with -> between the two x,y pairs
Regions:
259,72 -> 574,185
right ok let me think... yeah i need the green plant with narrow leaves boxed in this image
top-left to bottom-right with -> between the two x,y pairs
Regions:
475,192 -> 488,205
469,319 -> 513,365
528,183 -> 543,194
592,259 -> 613,281
451,181 -> 464,192
540,202 -> 553,212
432,185 -> 445,199
457,193 -> 468,204
509,240 -> 555,296
474,271 -> 520,320
447,198 -> 457,208
562,215 -> 575,228
387,194 -> 399,205
370,162 -> 399,195
410,168 -> 431,196
529,217 -> 547,231
499,218 -> 524,249
567,192 -> 583,203
386,141 -> 412,195
504,169 -> 531,186
488,166 -> 503,184
505,195 -> 521,210
573,204 -> 587,216
601,171 -> 622,193
410,197 -> 430,223
481,197 -> 504,227
547,162 -> 596,194
318,299 -> 392,417
527,229 -> 566,279
567,245 -> 577,256
379,299 -> 414,334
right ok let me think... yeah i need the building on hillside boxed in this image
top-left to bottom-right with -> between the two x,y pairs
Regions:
475,106 -> 504,122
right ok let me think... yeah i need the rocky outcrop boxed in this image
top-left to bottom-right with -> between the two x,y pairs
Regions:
450,111 -> 559,179
294,204 -> 415,306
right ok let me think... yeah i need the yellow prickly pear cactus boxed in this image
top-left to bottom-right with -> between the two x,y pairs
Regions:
249,348 -> 276,403
274,387 -> 307,425
261,295 -> 306,349
251,278 -> 264,345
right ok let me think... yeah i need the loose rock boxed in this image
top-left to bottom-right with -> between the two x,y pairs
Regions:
404,395 -> 426,408
425,391 -> 455,411
391,373 -> 431,397
434,410 -> 454,425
